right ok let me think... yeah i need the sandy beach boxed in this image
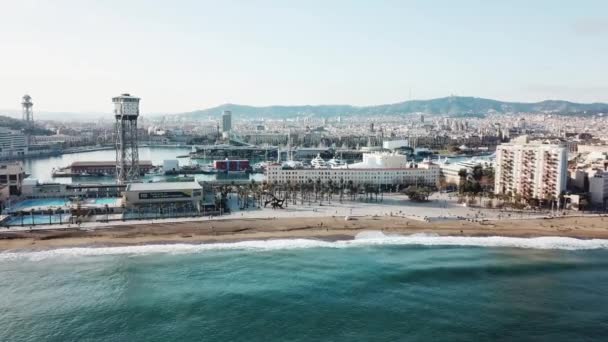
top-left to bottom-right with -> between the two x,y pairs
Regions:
1,214 -> 608,251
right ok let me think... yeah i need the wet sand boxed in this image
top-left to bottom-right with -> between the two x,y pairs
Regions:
1,215 -> 608,251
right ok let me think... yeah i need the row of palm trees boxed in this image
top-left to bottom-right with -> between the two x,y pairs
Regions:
215,178 -> 402,212
456,189 -> 567,211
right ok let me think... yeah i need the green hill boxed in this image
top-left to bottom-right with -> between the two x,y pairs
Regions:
172,96 -> 608,119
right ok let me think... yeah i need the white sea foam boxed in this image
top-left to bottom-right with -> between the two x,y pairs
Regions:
2,232 -> 608,260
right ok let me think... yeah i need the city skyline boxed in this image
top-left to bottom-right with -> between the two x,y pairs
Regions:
1,0 -> 607,113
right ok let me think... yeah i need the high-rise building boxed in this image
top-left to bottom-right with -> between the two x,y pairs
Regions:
113,93 -> 140,184
495,137 -> 568,201
589,171 -> 608,208
222,110 -> 232,133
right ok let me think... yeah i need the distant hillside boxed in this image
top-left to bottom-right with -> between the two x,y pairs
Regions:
0,115 -> 53,135
172,96 -> 608,119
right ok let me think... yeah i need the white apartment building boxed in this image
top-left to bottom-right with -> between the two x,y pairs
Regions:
439,158 -> 494,184
266,152 -> 440,187
495,138 -> 568,200
0,127 -> 28,159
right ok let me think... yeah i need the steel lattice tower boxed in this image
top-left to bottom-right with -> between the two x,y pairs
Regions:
112,93 -> 140,184
22,95 -> 34,125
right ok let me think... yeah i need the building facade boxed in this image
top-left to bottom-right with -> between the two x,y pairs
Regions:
69,161 -> 154,176
495,139 -> 568,201
222,110 -> 232,133
266,153 -> 440,187
0,161 -> 26,195
123,182 -> 203,211
0,127 -> 28,159
589,171 -> 608,208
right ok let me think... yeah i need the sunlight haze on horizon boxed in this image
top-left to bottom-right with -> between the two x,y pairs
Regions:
1,0 -> 607,114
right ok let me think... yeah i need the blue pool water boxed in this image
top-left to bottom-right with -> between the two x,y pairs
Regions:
8,198 -> 68,212
89,197 -> 120,205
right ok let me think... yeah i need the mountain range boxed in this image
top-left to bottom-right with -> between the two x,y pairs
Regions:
173,96 -> 608,119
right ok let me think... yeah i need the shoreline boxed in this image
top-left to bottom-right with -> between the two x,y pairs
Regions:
1,215 -> 608,251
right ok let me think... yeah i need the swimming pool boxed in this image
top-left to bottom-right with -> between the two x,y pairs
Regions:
87,197 -> 121,205
7,199 -> 69,212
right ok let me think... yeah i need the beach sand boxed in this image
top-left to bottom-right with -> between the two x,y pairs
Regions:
1,215 -> 608,251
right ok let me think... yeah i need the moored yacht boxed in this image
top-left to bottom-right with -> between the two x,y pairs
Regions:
310,154 -> 327,169
282,160 -> 304,169
328,157 -> 346,168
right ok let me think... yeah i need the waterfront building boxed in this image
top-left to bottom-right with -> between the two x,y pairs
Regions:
0,127 -> 28,159
266,152 -> 440,187
222,110 -> 232,133
382,139 -> 410,151
439,158 -> 493,185
163,160 -> 179,173
66,161 -> 154,176
21,179 -> 68,198
0,161 -> 26,195
494,137 -> 568,201
123,182 -> 203,211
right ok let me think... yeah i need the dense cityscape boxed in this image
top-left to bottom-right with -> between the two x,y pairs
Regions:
0,92 -> 606,229
3,1 -> 608,341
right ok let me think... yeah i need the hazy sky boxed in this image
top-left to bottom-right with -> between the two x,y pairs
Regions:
1,0 -> 607,114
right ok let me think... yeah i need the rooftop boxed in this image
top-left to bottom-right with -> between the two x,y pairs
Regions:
71,160 -> 153,167
126,181 -> 202,192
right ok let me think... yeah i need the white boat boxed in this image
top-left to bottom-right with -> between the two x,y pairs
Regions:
310,154 -> 327,169
252,162 -> 268,172
328,157 -> 346,168
282,160 -> 304,169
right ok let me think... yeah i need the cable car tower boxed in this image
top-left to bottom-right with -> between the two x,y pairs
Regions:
22,95 -> 34,126
113,93 -> 140,184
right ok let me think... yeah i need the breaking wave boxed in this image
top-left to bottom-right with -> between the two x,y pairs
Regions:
2,232 -> 608,260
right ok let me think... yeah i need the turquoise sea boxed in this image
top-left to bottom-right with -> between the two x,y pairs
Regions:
1,233 -> 608,341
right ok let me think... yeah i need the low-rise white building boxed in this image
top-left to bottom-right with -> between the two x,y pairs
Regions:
123,182 -> 203,209
382,139 -> 409,150
439,158 -> 494,185
266,152 -> 440,187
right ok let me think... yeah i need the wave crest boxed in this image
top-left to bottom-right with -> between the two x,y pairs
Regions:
2,232 -> 608,260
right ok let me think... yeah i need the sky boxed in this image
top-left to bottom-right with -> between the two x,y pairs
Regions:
0,0 -> 607,114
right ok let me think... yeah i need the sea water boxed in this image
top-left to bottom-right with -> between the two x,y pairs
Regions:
1,232 -> 608,341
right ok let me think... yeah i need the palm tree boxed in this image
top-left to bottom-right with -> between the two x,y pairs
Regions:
458,168 -> 468,193
48,208 -> 53,225
57,208 -> 63,225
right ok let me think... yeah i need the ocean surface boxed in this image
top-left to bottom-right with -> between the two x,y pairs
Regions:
1,232 -> 608,341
